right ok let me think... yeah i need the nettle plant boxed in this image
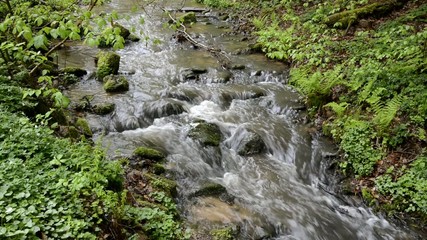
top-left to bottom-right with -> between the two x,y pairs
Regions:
0,0 -> 127,109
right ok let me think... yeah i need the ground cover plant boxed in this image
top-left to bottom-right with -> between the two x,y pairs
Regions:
0,0 -> 188,238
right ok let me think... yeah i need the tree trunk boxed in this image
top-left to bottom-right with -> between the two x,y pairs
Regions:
325,0 -> 408,28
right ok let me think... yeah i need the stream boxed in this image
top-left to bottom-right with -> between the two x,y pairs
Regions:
60,0 -> 418,239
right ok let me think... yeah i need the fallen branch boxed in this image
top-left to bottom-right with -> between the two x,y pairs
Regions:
163,9 -> 232,69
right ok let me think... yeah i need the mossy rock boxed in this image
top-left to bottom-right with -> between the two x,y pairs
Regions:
152,163 -> 166,175
188,121 -> 222,147
67,126 -> 80,139
237,131 -> 266,156
103,75 -> 129,93
180,12 -> 197,24
75,117 -> 93,137
113,23 -> 130,39
193,183 -> 227,197
210,226 -> 235,240
133,147 -> 165,161
92,103 -> 115,115
96,51 -> 120,80
143,173 -> 177,197
60,67 -> 87,77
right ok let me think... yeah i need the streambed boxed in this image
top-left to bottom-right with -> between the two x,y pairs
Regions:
60,0 -> 418,239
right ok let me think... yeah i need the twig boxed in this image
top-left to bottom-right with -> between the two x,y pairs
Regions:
29,0 -> 99,76
163,8 -> 231,68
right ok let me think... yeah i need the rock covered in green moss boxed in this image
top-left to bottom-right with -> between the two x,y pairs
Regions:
103,75 -> 129,92
113,23 -> 130,39
127,33 -> 140,42
143,173 -> 177,197
133,146 -> 165,161
210,226 -> 235,240
92,103 -> 115,115
60,67 -> 87,77
180,12 -> 197,24
75,117 -> 92,137
96,51 -> 120,80
188,121 -> 222,147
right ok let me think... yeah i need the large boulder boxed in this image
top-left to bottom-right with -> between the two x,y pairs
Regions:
188,121 -> 222,147
103,75 -> 129,92
96,51 -> 120,80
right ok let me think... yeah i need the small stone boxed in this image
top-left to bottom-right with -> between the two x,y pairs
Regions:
133,147 -> 165,161
61,67 -> 87,77
92,103 -> 115,115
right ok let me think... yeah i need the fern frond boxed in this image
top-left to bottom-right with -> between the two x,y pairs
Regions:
325,102 -> 348,117
372,95 -> 403,130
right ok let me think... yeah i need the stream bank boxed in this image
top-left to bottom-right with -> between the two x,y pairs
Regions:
60,0 -> 424,239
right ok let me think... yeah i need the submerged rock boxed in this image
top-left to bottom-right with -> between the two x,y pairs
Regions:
237,131 -> 266,156
142,98 -> 186,119
103,75 -> 129,92
193,183 -> 227,198
96,51 -> 120,80
226,128 -> 266,156
181,68 -> 208,81
60,67 -> 87,77
188,121 -> 222,147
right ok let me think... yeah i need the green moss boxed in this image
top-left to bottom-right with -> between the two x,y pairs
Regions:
210,227 -> 235,240
96,51 -> 120,80
103,75 -> 129,92
180,12 -> 197,24
92,103 -> 115,115
75,117 -> 92,137
133,147 -> 165,161
188,121 -> 222,147
143,173 -> 177,197
361,187 -> 375,206
67,126 -> 80,139
152,163 -> 166,175
127,33 -> 140,42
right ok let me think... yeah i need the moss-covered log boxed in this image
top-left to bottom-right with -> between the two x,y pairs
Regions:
326,0 -> 408,28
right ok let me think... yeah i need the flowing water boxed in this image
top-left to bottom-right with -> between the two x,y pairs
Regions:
60,0 -> 419,239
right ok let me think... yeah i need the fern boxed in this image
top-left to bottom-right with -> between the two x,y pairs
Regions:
372,95 -> 403,130
325,102 -> 348,117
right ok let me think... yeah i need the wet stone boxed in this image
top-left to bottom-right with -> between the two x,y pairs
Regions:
92,103 -> 115,115
96,51 -> 120,80
103,75 -> 129,93
188,121 -> 222,147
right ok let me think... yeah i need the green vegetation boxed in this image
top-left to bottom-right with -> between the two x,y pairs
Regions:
0,0 -> 188,238
200,0 -> 427,221
188,121 -> 222,147
134,146 -> 165,161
